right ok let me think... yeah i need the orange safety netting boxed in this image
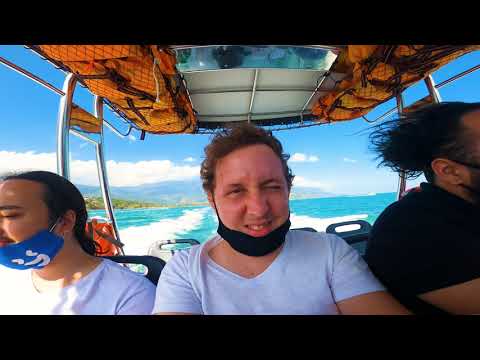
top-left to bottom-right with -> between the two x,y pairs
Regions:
70,104 -> 101,134
38,45 -> 196,134
312,45 -> 480,122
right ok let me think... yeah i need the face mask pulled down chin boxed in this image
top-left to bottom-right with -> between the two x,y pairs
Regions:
0,221 -> 64,270
217,216 -> 291,257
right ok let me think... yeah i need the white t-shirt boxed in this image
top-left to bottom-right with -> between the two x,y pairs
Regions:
0,258 -> 156,315
153,230 -> 385,315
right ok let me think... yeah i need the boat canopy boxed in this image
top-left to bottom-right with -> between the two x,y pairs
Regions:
29,45 -> 479,135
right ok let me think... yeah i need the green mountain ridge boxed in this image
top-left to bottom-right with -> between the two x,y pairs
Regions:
84,196 -> 168,210
79,180 -> 337,208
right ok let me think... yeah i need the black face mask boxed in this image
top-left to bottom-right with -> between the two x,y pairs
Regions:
212,197 -> 291,257
216,216 -> 291,257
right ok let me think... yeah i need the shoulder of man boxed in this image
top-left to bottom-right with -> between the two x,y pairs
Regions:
371,189 -> 434,233
365,187 -> 447,272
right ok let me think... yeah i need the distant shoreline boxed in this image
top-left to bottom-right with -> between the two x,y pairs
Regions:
85,192 -> 395,211
84,196 -> 208,210
87,202 -> 210,210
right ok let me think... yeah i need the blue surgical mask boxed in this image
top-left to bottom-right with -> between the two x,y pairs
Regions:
0,219 -> 64,270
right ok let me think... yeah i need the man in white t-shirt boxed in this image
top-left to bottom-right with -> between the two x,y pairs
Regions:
153,124 -> 410,315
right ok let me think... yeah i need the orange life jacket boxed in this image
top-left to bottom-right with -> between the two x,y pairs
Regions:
85,218 -> 123,256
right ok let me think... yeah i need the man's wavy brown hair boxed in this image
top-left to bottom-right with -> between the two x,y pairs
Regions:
200,123 -> 295,194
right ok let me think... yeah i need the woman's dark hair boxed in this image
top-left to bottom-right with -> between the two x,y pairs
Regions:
2,170 -> 97,255
369,102 -> 480,183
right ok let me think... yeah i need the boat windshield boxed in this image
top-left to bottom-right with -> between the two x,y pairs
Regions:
174,46 -> 338,72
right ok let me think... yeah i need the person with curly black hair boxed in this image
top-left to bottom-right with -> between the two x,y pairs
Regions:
365,101 -> 480,314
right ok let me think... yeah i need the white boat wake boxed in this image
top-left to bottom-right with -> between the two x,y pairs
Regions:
119,207 -> 209,255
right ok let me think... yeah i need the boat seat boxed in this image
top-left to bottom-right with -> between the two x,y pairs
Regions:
104,255 -> 166,285
148,239 -> 200,263
326,220 -> 372,256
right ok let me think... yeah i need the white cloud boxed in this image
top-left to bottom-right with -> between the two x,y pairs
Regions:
183,157 -> 195,163
102,160 -> 199,186
343,158 -> 357,163
289,153 -> 319,163
128,135 -> 136,142
293,176 -> 332,190
0,150 -> 200,187
0,151 -> 57,176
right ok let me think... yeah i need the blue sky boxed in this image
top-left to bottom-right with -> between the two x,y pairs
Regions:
1,45 -> 479,195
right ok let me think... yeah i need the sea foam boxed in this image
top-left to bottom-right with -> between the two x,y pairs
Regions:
119,207 -> 209,255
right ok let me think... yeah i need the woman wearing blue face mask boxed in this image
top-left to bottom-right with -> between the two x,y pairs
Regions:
0,171 -> 155,315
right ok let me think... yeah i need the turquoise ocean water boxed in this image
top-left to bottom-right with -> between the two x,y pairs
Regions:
89,192 -> 396,255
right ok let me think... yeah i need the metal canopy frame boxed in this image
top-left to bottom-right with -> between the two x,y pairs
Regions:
94,95 -> 122,251
189,87 -> 317,95
395,91 -> 406,200
364,63 -> 480,124
176,45 -> 341,131
188,67 -> 333,132
19,45 -> 343,133
194,56 -> 478,133
23,45 -> 342,133
23,46 -> 140,131
247,69 -> 259,122
300,71 -> 330,123
3,47 -> 480,229
0,54 -> 125,252
195,113 -> 321,133
199,109 -> 313,118
170,45 -> 344,52
18,46 -> 480,132
56,75 -> 123,253
57,73 -> 77,179
0,55 -> 135,139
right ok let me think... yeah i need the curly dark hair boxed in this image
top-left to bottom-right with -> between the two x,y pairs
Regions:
2,171 -> 98,255
200,123 -> 295,194
369,102 -> 480,183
